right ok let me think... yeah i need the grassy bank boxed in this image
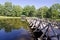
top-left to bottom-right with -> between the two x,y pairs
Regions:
56,19 -> 60,21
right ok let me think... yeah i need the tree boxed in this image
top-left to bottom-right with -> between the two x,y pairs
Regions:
36,6 -> 48,18
0,2 -> 60,19
28,5 -> 36,17
45,8 -> 52,18
0,4 -> 5,16
23,5 -> 31,16
4,2 -> 13,16
0,4 -> 3,15
12,5 -> 23,17
50,3 -> 60,19
23,5 -> 36,17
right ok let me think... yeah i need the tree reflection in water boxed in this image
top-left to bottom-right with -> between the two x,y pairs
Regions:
0,19 -> 32,40
0,19 -> 29,32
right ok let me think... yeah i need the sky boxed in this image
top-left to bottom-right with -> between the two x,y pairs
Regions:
0,0 -> 60,9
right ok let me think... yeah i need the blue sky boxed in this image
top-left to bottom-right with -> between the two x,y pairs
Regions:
0,0 -> 60,8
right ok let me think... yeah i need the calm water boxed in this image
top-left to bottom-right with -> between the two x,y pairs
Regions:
0,19 -> 60,40
0,28 -> 31,40
0,19 -> 31,40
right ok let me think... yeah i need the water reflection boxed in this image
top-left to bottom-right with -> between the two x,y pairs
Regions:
0,28 -> 31,40
0,19 -> 29,32
0,19 -> 31,40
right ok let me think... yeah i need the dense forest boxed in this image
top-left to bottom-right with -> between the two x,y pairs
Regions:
0,2 -> 60,19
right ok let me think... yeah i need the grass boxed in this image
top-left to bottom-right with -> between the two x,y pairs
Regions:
56,19 -> 60,21
0,16 -> 21,19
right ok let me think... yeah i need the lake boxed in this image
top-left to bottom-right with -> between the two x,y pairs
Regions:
0,28 -> 32,40
0,18 -> 32,40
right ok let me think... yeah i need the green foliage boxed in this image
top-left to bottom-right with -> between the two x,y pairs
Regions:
50,3 -> 60,19
36,6 -> 48,18
0,2 -> 60,19
12,5 -> 23,17
23,5 -> 35,17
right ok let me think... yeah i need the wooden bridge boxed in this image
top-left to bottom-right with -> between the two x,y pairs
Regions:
27,17 -> 60,40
